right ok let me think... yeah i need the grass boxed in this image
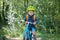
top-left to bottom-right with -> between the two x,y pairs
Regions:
37,32 -> 60,40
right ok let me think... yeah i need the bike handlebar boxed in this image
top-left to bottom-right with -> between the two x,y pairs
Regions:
20,20 -> 34,25
27,22 -> 33,24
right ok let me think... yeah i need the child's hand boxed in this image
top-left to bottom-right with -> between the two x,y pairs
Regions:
33,22 -> 36,25
25,21 -> 28,24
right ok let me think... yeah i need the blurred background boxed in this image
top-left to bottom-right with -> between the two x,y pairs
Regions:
0,0 -> 60,40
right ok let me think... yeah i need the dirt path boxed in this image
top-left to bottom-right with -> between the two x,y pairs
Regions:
7,37 -> 41,40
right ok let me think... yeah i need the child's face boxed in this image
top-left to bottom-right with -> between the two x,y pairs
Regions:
28,10 -> 34,16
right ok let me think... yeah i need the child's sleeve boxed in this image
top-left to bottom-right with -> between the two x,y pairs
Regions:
35,18 -> 38,24
24,17 -> 26,21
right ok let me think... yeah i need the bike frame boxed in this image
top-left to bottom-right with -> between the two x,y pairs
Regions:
23,22 -> 34,40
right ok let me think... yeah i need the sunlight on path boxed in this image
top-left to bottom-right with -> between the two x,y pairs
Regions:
6,36 -> 41,40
